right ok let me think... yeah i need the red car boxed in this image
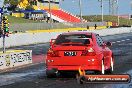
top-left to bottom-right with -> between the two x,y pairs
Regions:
46,32 -> 114,77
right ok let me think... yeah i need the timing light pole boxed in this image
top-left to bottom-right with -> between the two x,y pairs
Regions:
1,7 -> 5,53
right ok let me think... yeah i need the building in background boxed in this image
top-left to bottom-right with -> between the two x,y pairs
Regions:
12,0 -> 84,23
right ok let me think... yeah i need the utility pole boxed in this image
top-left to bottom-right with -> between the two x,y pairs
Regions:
101,0 -> 104,22
110,0 -> 118,15
79,0 -> 82,22
130,0 -> 132,21
109,0 -> 111,15
49,0 -> 52,28
131,0 -> 132,10
117,0 -> 119,26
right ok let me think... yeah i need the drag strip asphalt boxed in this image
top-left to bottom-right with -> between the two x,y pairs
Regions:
1,33 -> 132,88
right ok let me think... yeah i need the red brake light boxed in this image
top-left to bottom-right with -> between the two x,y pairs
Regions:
47,49 -> 59,57
81,48 -> 96,56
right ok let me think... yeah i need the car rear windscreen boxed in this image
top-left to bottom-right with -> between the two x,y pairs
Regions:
55,34 -> 92,45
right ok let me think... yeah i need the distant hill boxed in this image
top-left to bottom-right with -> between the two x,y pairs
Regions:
6,15 -> 132,27
83,15 -> 132,26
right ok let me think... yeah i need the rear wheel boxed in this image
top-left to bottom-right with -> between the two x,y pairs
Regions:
77,76 -> 86,84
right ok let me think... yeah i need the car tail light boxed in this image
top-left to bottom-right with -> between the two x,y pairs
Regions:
81,48 -> 96,56
47,49 -> 59,57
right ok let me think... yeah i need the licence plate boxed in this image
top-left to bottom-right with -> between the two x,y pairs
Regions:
64,51 -> 77,56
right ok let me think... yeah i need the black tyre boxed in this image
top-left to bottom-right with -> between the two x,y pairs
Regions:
77,76 -> 86,84
106,57 -> 114,74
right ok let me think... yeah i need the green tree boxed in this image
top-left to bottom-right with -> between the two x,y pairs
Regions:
4,0 -> 35,11
4,0 -> 21,5
4,0 -> 20,11
25,5 -> 33,10
10,0 -> 20,5
4,0 -> 9,4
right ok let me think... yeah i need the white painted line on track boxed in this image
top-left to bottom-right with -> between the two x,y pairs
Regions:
121,40 -> 125,42
112,42 -> 116,44
116,41 -> 121,43
126,39 -> 130,40
112,38 -> 131,44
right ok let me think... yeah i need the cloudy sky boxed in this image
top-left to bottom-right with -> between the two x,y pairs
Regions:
0,0 -> 131,15
60,0 -> 132,15
0,0 -> 4,7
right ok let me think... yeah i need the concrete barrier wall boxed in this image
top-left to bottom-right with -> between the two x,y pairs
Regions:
79,27 -> 132,36
0,27 -> 132,48
10,22 -> 107,31
0,50 -> 32,70
1,32 -> 61,48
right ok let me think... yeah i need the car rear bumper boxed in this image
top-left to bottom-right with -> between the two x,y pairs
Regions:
46,65 -> 102,72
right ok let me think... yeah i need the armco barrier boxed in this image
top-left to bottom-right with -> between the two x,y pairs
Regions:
0,27 -> 132,48
0,50 -> 32,70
